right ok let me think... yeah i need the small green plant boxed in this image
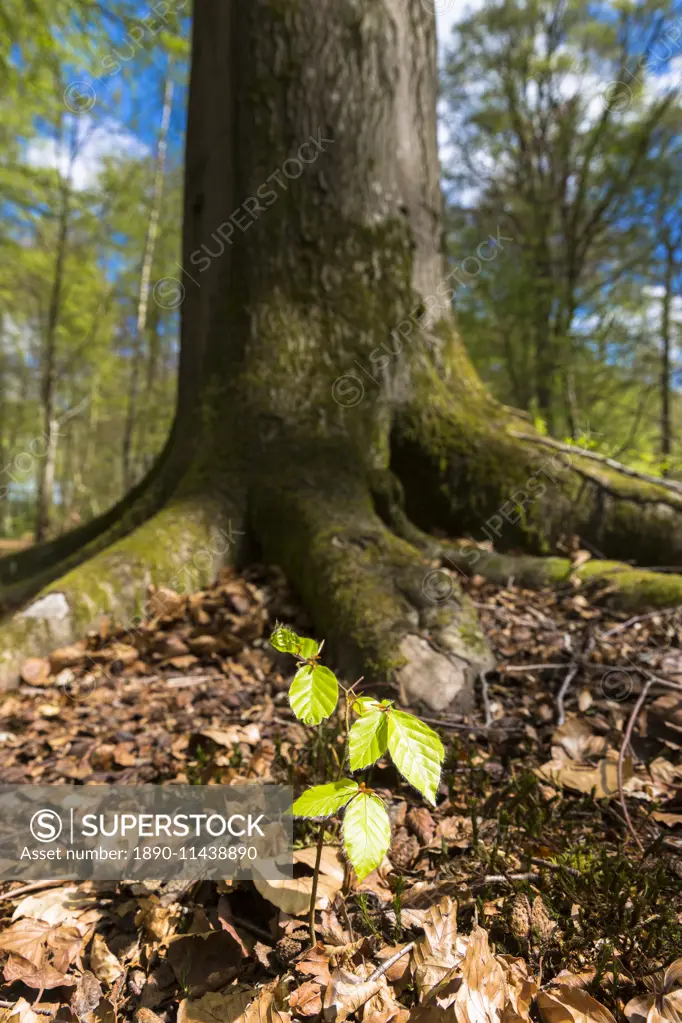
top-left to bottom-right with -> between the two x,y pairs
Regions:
270,625 -> 445,938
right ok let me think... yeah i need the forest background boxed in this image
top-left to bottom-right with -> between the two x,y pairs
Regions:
1,0 -> 680,546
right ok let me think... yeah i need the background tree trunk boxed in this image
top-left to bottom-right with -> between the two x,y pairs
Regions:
122,69 -> 174,492
661,238 -> 674,472
35,117 -> 76,543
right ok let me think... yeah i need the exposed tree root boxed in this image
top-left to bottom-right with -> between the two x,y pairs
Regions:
392,347 -> 682,567
0,494 -> 238,689
249,460 -> 494,712
508,431 -> 682,496
433,546 -> 682,611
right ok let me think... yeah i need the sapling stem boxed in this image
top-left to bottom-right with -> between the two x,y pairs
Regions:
308,686 -> 353,945
308,821 -> 326,946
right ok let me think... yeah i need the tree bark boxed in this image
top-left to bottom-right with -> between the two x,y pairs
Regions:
1,0 -> 682,709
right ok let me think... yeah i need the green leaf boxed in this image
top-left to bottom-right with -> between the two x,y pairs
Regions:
289,664 -> 339,724
348,709 -> 389,770
343,792 -> 391,881
269,626 -> 319,660
297,636 -> 320,659
270,625 -> 301,654
387,710 -> 444,805
291,779 -> 359,818
353,696 -> 382,715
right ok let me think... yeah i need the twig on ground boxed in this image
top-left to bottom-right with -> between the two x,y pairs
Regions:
500,663 -> 566,673
469,872 -> 541,887
0,1002 -> 55,1016
479,669 -> 493,729
0,879 -> 63,905
367,941 -> 415,983
556,663 -> 580,726
530,856 -> 581,878
618,677 -> 654,852
418,715 -> 494,734
229,915 -> 277,943
601,607 -> 682,638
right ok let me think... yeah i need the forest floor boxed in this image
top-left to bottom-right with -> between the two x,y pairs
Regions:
0,563 -> 681,1023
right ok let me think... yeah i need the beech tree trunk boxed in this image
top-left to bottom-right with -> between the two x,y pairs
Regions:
2,0 -> 682,710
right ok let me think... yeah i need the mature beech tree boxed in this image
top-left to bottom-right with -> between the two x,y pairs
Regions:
2,0 -> 682,709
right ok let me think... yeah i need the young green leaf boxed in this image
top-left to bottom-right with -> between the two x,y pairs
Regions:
387,710 -> 444,805
270,625 -> 301,654
297,636 -> 320,660
289,664 -> 339,724
291,779 -> 359,818
343,792 -> 391,881
348,709 -> 389,770
352,696 -> 382,715
270,627 -> 319,660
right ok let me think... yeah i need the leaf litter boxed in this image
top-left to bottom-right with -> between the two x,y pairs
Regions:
0,563 -> 681,1020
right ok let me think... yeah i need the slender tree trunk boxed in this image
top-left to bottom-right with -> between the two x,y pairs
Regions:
35,118 -> 76,543
122,69 -> 174,492
660,239 -> 674,473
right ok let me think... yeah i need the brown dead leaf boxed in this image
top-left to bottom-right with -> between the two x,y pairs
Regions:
0,919 -> 52,967
12,885 -> 100,927
167,931 -> 242,998
2,997 -> 43,1023
254,870 -> 342,917
290,981 -> 324,1017
625,959 -> 682,1023
538,985 -> 617,1023
296,947 -> 333,986
90,934 -> 124,987
362,981 -> 410,1023
451,925 -> 509,1021
436,816 -> 473,849
20,658 -> 51,686
294,846 -> 346,885
177,989 -> 257,1023
70,970 -> 103,1019
407,808 -> 436,846
323,967 -> 382,1022
552,719 -> 608,762
3,954 -> 75,993
535,752 -> 628,799
413,897 -> 464,1002
49,643 -> 87,672
134,897 -> 183,942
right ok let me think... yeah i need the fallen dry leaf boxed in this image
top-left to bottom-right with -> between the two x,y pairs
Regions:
3,954 -> 75,994
90,934 -> 124,986
323,967 -> 383,1022
290,980 -> 324,1017
167,931 -> 243,998
70,970 -> 104,1018
538,984 -> 617,1023
177,988 -> 257,1023
412,896 -> 464,1001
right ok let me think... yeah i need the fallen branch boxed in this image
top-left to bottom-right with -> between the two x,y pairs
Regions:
509,431 -> 682,495
0,879 -> 62,905
367,941 -> 416,982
